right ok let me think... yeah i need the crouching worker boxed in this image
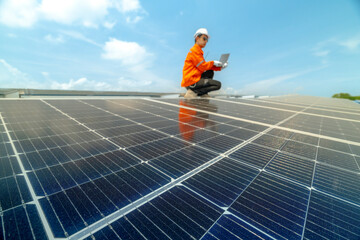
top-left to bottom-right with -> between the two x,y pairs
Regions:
181,28 -> 228,98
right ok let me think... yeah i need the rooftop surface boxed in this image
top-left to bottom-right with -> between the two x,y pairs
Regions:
0,95 -> 359,239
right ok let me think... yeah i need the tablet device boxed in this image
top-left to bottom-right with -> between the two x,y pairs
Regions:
219,53 -> 230,65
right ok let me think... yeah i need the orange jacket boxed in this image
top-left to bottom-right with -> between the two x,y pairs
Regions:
181,44 -> 222,87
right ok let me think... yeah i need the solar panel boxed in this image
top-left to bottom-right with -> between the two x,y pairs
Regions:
0,96 -> 360,239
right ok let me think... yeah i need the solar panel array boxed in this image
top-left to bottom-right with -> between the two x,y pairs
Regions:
0,96 -> 359,240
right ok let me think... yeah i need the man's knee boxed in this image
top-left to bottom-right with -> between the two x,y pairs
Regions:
215,81 -> 221,90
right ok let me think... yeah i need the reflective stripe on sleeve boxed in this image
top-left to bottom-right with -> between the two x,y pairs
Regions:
196,60 -> 204,68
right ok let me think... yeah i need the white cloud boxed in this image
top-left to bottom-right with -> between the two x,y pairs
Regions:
51,77 -> 111,90
104,21 -> 116,29
313,50 -> 330,57
126,16 -> 143,24
339,36 -> 360,50
7,33 -> 17,38
102,38 -> 152,66
0,59 -> 45,88
0,0 -> 39,27
39,0 -> 109,27
113,0 -> 141,13
0,0 -> 145,28
60,30 -> 102,47
44,34 -> 64,44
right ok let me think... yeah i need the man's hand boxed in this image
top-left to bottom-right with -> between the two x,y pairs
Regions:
222,62 -> 228,69
213,61 -> 223,67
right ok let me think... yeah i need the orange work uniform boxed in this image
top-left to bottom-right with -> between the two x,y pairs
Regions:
181,44 -> 222,87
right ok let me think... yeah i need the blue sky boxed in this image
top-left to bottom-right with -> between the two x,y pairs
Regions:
1,0 -> 360,97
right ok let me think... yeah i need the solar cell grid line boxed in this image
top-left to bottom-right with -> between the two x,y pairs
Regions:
70,98 -> 292,239
148,98 -> 360,147
0,112 -> 54,239
201,214 -> 274,240
42,99 -> 225,240
256,97 -> 360,116
317,147 -> 360,172
212,97 -> 360,125
228,172 -> 311,240
236,98 -> 306,112
79,100 -> 226,160
148,98 -> 316,239
302,191 -> 360,240
264,96 -> 360,113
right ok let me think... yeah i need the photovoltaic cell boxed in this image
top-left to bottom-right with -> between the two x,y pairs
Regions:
228,143 -> 277,168
149,145 -> 218,178
252,134 -> 286,149
313,164 -> 360,204
0,175 -> 32,211
87,186 -> 224,240
229,173 -> 310,240
350,144 -> 360,156
303,191 -> 360,239
317,148 -> 359,171
319,138 -> 352,154
183,157 -> 259,207
0,156 -> 21,179
0,96 -> 359,240
203,214 -> 273,240
127,137 -> 190,161
266,152 -> 315,186
199,135 -> 243,153
3,205 -> 48,240
281,140 -> 317,160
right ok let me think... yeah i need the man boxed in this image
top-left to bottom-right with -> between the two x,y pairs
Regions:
181,28 -> 228,98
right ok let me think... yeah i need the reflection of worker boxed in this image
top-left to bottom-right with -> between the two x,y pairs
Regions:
178,99 -> 218,141
182,28 -> 228,98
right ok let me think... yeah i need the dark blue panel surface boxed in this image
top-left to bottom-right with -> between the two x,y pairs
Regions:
199,135 -> 243,153
177,129 -> 220,143
3,206 -> 33,240
43,191 -> 86,237
313,164 -> 360,204
319,138 -> 352,154
228,143 -> 277,168
98,124 -> 149,137
85,226 -> 119,240
0,175 -> 32,211
26,205 -> 48,240
40,163 -> 170,237
303,191 -> 360,240
0,215 -> 3,240
109,186 -> 223,240
49,164 -> 77,190
149,145 -> 218,178
0,156 -> 21,179
203,214 -> 273,240
0,142 -> 14,157
229,173 -> 310,240
31,168 -> 62,195
317,148 -> 359,171
252,134 -> 286,149
111,130 -> 167,148
268,128 -> 293,138
266,152 -> 315,186
281,140 -> 317,159
183,158 -> 258,207
127,137 -> 190,161
66,186 -> 103,226
350,144 -> 360,156
226,128 -> 258,141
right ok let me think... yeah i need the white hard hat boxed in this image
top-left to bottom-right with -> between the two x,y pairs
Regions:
194,28 -> 210,39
